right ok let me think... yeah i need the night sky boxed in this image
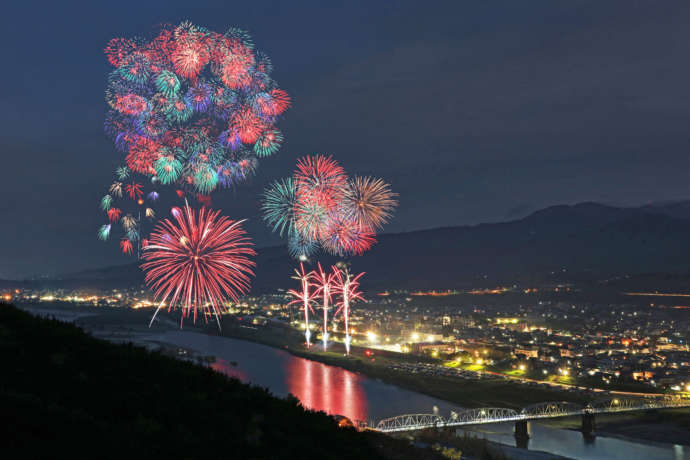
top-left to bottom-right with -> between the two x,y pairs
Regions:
2,0 -> 690,278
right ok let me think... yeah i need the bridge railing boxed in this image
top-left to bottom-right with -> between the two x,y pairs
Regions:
374,396 -> 690,433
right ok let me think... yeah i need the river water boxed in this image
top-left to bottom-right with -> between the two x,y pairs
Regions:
153,330 -> 689,460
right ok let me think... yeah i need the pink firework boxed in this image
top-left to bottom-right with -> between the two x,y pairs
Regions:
217,40 -> 255,89
332,265 -> 365,355
293,155 -> 347,240
141,204 -> 256,328
171,32 -> 209,79
114,94 -> 149,116
320,214 -> 376,256
288,263 -> 318,347
311,263 -> 336,350
294,155 -> 347,204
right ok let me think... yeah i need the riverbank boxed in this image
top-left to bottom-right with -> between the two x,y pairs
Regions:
22,303 -> 690,452
215,321 -> 690,448
4,303 -> 443,460
215,319 -> 587,409
539,410 -> 690,447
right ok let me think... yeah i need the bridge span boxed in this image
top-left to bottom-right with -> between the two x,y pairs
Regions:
373,396 -> 690,433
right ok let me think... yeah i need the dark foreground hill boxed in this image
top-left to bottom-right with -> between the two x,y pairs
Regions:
0,303 -> 440,459
29,201 -> 690,292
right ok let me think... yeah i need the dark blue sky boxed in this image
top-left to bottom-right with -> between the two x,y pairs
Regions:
2,1 -> 690,278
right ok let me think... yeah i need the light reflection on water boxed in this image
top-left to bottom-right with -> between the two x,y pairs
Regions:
163,330 -> 460,423
160,331 -> 689,460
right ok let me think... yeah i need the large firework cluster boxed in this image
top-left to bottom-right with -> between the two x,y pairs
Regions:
262,155 -> 398,259
142,204 -> 256,328
99,22 -> 289,254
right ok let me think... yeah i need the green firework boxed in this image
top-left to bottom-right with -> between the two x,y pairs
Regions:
154,155 -> 182,184
155,70 -> 181,98
193,164 -> 219,194
100,195 -> 113,211
262,178 -> 297,237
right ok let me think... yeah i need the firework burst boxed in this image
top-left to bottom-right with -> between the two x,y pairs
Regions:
100,195 -> 113,211
141,204 -> 255,328
104,22 -> 290,197
261,155 -> 396,259
341,176 -> 398,230
98,224 -> 112,241
120,238 -> 133,255
262,178 -> 297,237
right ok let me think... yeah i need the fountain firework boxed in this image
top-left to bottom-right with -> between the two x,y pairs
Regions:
333,264 -> 365,355
313,263 -> 335,350
288,263 -> 317,347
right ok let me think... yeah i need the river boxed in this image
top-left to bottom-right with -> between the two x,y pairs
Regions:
152,330 -> 689,460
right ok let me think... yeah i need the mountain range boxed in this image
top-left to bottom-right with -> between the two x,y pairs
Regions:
11,201 -> 690,292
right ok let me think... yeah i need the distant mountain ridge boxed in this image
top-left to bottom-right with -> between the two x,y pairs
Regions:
14,201 -> 690,291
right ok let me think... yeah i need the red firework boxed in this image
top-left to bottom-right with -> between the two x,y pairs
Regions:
171,35 -> 209,80
107,207 -> 122,222
114,94 -> 148,116
293,155 -> 347,240
269,89 -> 291,115
320,215 -> 376,256
126,137 -> 161,174
197,194 -> 212,207
125,182 -> 144,200
216,39 -> 255,89
230,107 -> 265,144
256,89 -> 292,117
294,155 -> 347,206
141,204 -> 256,327
104,37 -> 138,67
120,238 -> 133,255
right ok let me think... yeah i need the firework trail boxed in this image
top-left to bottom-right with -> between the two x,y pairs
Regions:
332,264 -> 365,355
288,263 -> 318,347
141,203 -> 255,329
312,263 -> 336,350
